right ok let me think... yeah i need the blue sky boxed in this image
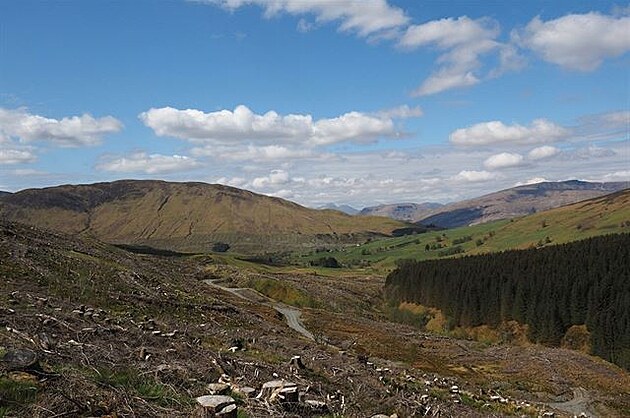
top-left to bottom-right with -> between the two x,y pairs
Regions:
0,0 -> 628,207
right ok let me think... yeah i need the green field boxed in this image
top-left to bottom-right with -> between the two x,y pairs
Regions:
292,189 -> 630,272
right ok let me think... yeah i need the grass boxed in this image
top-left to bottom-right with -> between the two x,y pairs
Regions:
0,376 -> 38,415
291,191 -> 630,273
93,367 -> 189,408
245,277 -> 320,308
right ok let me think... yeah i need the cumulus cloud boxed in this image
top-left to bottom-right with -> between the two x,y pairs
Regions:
0,149 -> 37,165
483,152 -> 524,169
251,169 -> 292,188
399,16 -> 515,95
528,145 -> 560,160
451,170 -> 498,183
214,176 -> 248,188
513,12 -> 630,71
97,152 -> 200,174
575,144 -> 616,159
450,119 -> 570,146
192,144 -> 315,161
199,0 -> 409,37
0,107 -> 122,147
140,105 -> 404,146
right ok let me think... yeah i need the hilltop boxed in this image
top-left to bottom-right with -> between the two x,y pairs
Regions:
0,180 -> 404,253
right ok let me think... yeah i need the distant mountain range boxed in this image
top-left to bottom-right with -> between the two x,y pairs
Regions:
416,180 -> 628,228
359,202 -> 443,222
318,203 -> 359,215
357,180 -> 628,228
0,180 -> 404,253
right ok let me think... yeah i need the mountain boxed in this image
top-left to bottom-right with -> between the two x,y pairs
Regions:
360,202 -> 443,222
0,180 -> 405,253
318,202 -> 359,215
417,180 -> 629,228
0,191 -> 10,196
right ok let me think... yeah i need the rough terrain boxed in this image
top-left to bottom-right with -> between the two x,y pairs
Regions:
1,221 -> 629,417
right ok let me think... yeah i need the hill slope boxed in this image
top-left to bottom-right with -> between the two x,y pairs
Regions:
2,221 -> 629,417
418,180 -> 628,227
298,188 -> 630,270
359,202 -> 443,221
0,180 -> 404,253
356,181 -> 627,225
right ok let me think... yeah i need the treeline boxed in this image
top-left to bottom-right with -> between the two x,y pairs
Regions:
385,234 -> 630,369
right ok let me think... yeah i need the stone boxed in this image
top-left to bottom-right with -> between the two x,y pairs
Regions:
215,403 -> 237,417
1,349 -> 40,373
195,395 -> 236,418
206,383 -> 230,395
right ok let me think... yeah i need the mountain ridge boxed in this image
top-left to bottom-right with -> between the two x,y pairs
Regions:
359,202 -> 443,221
357,180 -> 628,226
418,180 -> 629,228
0,179 -> 405,253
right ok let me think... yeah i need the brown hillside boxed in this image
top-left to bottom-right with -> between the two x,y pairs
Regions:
0,180 -> 404,252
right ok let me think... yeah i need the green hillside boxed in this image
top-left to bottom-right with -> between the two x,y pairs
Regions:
295,188 -> 630,271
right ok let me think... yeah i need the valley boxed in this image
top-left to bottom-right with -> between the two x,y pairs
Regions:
1,180 -> 629,417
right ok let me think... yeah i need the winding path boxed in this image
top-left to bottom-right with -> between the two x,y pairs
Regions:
204,279 -> 314,341
548,387 -> 596,417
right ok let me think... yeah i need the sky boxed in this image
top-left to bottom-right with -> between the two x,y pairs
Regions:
0,0 -> 628,208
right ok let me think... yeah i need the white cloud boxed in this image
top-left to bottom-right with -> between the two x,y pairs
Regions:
269,189 -> 295,199
514,177 -> 549,187
0,149 -> 37,165
140,105 -> 403,146
514,12 -> 630,71
400,16 -> 509,96
600,170 -> 630,181
192,144 -> 315,161
450,118 -> 570,146
0,107 -> 122,147
528,145 -> 560,160
483,152 -> 524,169
200,0 -> 409,37
97,153 -> 200,174
451,170 -> 498,183
375,104 -> 423,119
575,144 -> 616,159
214,176 -> 248,188
251,169 -> 290,188
600,110 -> 629,126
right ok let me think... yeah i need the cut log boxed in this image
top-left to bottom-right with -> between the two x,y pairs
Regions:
194,395 -> 236,418
206,383 -> 230,395
259,379 -> 297,400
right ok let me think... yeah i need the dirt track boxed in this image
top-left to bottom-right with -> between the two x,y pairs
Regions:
548,387 -> 596,417
203,279 -> 314,340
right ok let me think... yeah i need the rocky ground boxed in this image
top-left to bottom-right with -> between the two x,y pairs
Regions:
1,221 -> 629,417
